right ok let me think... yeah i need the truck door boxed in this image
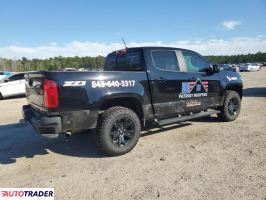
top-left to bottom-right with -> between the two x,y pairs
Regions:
145,48 -> 192,119
180,50 -> 222,111
145,48 -> 222,120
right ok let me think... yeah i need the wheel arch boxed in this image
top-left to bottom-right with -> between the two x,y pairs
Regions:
99,94 -> 144,121
225,84 -> 243,99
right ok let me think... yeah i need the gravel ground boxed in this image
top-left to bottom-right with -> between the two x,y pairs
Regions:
0,69 -> 265,200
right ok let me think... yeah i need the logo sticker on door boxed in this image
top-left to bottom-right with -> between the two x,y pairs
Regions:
179,79 -> 208,99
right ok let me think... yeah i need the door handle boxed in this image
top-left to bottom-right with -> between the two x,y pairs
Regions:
152,77 -> 166,85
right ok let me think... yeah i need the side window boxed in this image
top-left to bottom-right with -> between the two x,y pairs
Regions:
8,75 -> 18,81
152,50 -> 180,71
8,74 -> 25,81
182,51 -> 210,72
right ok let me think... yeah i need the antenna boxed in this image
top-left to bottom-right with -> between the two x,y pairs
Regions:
95,56 -> 99,69
122,38 -> 128,49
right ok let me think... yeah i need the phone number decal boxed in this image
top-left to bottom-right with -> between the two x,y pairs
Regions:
91,80 -> 135,88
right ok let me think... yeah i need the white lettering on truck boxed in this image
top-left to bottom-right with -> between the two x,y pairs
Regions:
91,80 -> 135,88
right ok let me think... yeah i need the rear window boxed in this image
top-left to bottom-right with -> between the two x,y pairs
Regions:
104,49 -> 144,71
104,53 -> 116,70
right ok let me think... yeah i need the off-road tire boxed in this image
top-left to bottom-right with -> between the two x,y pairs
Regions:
218,90 -> 241,121
97,106 -> 141,156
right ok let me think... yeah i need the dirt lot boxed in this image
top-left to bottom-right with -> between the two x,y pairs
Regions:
0,69 -> 266,200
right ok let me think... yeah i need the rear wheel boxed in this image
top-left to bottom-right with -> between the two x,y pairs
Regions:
218,90 -> 241,121
97,106 -> 141,156
0,93 -> 3,100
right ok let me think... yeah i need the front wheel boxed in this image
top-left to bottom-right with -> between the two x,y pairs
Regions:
97,106 -> 141,156
218,90 -> 241,122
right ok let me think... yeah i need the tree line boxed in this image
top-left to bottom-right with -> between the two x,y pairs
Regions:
206,52 -> 266,65
0,52 -> 265,72
0,56 -> 105,72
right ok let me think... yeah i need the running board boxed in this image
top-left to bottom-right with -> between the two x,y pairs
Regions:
155,109 -> 220,126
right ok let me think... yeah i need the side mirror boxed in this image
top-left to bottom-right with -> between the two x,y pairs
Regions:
212,64 -> 220,73
4,79 -> 9,82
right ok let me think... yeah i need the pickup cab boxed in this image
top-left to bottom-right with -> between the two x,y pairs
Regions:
23,47 -> 243,156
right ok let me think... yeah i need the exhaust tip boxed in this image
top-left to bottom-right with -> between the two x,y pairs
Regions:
65,131 -> 72,137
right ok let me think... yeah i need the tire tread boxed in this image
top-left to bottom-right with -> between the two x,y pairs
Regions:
97,106 -> 140,156
218,90 -> 241,122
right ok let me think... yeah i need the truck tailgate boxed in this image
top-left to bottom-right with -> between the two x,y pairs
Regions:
25,72 -> 46,111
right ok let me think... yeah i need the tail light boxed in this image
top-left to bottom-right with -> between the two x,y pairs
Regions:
43,79 -> 58,109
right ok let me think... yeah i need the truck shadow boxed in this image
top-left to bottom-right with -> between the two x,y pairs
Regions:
243,87 -> 266,97
0,122 -> 104,164
0,121 -> 194,164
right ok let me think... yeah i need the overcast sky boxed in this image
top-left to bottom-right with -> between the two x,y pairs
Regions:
0,0 -> 266,59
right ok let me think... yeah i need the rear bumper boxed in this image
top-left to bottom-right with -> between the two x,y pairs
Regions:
23,105 -> 62,138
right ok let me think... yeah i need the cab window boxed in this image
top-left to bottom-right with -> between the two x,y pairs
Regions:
104,52 -> 116,70
182,51 -> 210,72
152,50 -> 180,71
116,49 -> 143,70
104,49 -> 143,71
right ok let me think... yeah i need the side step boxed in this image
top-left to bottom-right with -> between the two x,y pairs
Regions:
156,109 -> 220,126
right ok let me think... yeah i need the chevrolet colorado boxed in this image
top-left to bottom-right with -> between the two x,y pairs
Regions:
23,47 -> 243,156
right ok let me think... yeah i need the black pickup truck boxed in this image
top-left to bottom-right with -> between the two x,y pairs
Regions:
23,47 -> 243,156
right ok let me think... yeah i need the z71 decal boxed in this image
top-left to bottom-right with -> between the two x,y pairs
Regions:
179,78 -> 208,99
91,80 -> 135,88
63,81 -> 86,87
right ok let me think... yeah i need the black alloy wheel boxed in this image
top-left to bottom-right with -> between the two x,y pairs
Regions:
97,106 -> 141,156
217,90 -> 241,122
227,97 -> 240,117
110,117 -> 135,147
